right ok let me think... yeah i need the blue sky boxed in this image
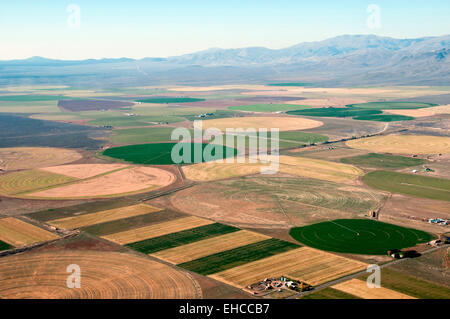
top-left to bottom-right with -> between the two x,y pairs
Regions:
0,0 -> 449,60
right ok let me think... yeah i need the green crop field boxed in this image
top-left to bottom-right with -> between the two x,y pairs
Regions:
125,223 -> 240,254
110,127 -> 194,144
102,142 -> 237,165
289,219 -> 433,255
136,97 -> 205,104
360,268 -> 450,299
178,238 -> 300,275
347,102 -> 437,109
0,240 -> 12,251
0,95 -> 68,102
341,153 -> 426,168
300,287 -> 360,299
352,114 -> 414,122
228,104 -> 310,112
287,108 -> 382,118
362,171 -> 450,201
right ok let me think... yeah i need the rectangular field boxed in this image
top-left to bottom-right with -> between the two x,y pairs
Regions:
125,223 -> 240,254
101,216 -> 214,245
209,247 -> 367,288
0,217 -> 59,246
48,204 -> 162,229
332,279 -> 416,299
152,230 -> 270,264
178,238 -> 300,275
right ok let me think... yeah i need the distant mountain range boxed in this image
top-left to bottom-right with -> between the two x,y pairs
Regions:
1,34 -> 449,87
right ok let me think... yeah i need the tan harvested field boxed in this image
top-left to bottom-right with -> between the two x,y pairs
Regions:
27,166 -> 176,199
48,204 -> 162,230
102,216 -> 214,245
182,160 -> 265,181
0,147 -> 82,171
169,85 -> 275,92
385,104 -> 450,118
333,279 -> 416,299
0,250 -> 201,299
209,247 -> 367,288
40,163 -> 129,179
0,217 -> 59,246
346,134 -> 450,154
183,155 -> 362,183
286,98 -> 367,107
152,230 -> 270,264
201,116 -> 323,132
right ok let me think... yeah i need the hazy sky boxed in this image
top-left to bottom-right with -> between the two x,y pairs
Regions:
1,0 -> 449,60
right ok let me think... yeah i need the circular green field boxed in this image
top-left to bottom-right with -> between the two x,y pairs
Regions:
102,142 -> 237,165
289,219 -> 434,255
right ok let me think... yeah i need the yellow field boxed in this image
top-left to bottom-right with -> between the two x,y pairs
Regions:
48,204 -> 162,230
102,216 -> 214,245
201,116 -> 323,132
346,135 -> 450,154
385,104 -> 450,118
182,155 -> 362,183
0,218 -> 59,247
0,250 -> 201,299
333,278 -> 416,299
152,230 -> 270,264
40,163 -> 129,179
0,147 -> 82,171
210,247 -> 367,288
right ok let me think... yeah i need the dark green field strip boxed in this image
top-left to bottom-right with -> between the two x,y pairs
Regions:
178,238 -> 300,275
360,268 -> 450,299
347,102 -> 437,110
0,240 -> 12,251
362,170 -> 450,201
125,223 -> 240,254
0,95 -> 71,102
290,219 -> 434,255
81,210 -> 185,236
300,287 -> 360,299
135,97 -> 205,104
341,153 -> 426,169
352,114 -> 414,122
287,108 -> 381,118
103,142 -> 237,165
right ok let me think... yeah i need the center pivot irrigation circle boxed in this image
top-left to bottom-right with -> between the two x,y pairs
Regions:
289,219 -> 434,255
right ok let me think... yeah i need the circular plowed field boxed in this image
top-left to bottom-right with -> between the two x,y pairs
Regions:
201,116 -> 323,132
289,219 -> 434,255
0,250 -> 201,299
0,147 -> 82,171
346,135 -> 450,154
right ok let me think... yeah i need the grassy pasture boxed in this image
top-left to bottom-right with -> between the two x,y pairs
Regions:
178,238 -> 300,275
300,287 -> 360,299
289,219 -> 433,255
136,97 -> 205,104
125,223 -> 239,254
362,170 -> 450,201
110,127 -> 194,145
102,142 -> 237,165
0,95 -> 68,102
341,153 -> 426,169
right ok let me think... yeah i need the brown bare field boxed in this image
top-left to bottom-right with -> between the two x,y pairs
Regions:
333,279 -> 416,299
152,230 -> 270,264
102,216 -> 214,245
40,163 -> 129,179
209,247 -> 367,288
201,116 -> 323,132
0,147 -> 82,171
0,250 -> 201,299
48,204 -> 162,230
0,217 -> 59,246
27,166 -> 176,199
385,104 -> 450,118
346,135 -> 450,154
182,160 -> 264,181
